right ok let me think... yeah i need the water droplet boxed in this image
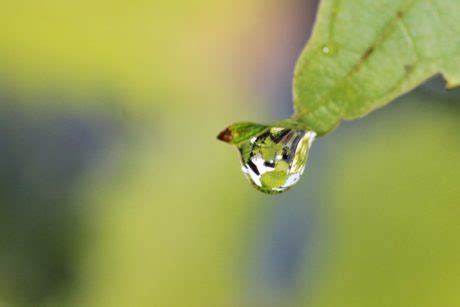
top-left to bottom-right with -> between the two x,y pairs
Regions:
321,42 -> 337,55
237,127 -> 316,194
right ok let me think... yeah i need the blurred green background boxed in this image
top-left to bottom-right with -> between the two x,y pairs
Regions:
0,1 -> 459,306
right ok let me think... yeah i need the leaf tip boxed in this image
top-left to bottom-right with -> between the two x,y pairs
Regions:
216,127 -> 233,143
216,122 -> 269,146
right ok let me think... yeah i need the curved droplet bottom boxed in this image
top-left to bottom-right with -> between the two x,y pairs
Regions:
237,127 -> 316,194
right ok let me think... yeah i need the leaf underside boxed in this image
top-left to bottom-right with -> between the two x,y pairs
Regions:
218,0 -> 460,142
293,0 -> 460,135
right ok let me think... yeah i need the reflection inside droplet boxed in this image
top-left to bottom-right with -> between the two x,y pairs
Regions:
237,127 -> 316,194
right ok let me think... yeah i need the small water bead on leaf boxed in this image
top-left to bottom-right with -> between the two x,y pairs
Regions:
237,127 -> 316,194
321,42 -> 337,56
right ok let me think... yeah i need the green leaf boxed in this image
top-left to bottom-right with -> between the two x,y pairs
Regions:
217,122 -> 268,145
293,0 -> 460,134
219,0 -> 460,139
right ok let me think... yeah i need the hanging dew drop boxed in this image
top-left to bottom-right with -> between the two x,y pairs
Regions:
236,127 -> 315,194
217,123 -> 316,194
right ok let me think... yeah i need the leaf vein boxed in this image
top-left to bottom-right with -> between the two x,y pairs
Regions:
297,0 -> 420,120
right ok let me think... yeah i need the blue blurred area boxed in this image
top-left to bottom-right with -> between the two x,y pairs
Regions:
0,88 -> 122,305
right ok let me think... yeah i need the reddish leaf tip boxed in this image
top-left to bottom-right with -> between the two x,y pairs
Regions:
217,128 -> 233,143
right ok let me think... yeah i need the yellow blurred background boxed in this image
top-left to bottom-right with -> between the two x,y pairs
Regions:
0,1 -> 459,306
